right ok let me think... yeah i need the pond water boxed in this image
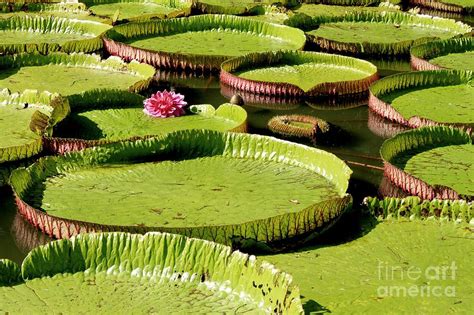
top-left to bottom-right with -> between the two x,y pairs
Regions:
0,60 -> 413,263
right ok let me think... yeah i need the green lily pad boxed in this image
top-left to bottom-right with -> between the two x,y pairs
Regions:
402,144 -> 474,196
0,232 -> 303,313
265,217 -> 473,314
195,0 -> 297,15
411,37 -> 474,71
0,53 -> 155,107
380,126 -> 473,200
294,0 -> 401,5
220,50 -> 378,97
369,70 -> 474,128
392,85 -> 473,124
11,130 -> 352,249
103,14 -> 306,71
267,114 -> 330,141
0,89 -> 69,164
293,3 -> 400,17
0,11 -> 110,25
364,196 -> 473,223
246,13 -> 289,24
306,12 -> 471,56
50,92 -> 247,152
430,52 -> 474,71
81,0 -> 192,22
0,15 -> 111,55
285,3 -> 401,29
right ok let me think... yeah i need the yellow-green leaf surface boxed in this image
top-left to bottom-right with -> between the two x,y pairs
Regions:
33,156 -> 340,226
0,232 -> 303,313
222,50 -> 377,95
0,89 -> 69,163
0,66 -> 138,96
265,218 -> 473,314
106,15 -> 306,59
371,70 -> 473,126
292,3 -> 400,19
195,0 -> 293,15
58,103 -> 247,141
11,130 -> 352,246
89,3 -> 179,20
126,28 -> 301,57
391,84 -> 474,124
430,51 -> 474,71
0,53 -> 155,103
402,144 -> 474,196
0,15 -> 111,54
1,31 -> 91,44
411,37 -> 474,71
381,127 -> 473,199
310,21 -> 459,44
306,12 -> 471,55
237,63 -> 372,92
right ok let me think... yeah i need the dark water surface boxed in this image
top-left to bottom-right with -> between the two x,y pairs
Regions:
0,61 -> 412,263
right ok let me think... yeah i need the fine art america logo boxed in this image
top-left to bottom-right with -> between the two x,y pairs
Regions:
377,261 -> 457,298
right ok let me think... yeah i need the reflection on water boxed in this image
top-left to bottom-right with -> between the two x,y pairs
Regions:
367,109 -> 409,139
11,211 -> 51,255
0,187 -> 44,263
0,59 -> 413,261
367,58 -> 412,77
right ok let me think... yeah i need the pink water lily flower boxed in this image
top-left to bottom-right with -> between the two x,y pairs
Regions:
143,90 -> 187,118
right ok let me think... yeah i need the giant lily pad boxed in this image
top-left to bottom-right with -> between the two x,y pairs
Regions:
103,14 -> 306,71
46,91 -> 248,154
194,0 -> 297,15
364,196 -> 473,223
369,70 -> 474,129
0,15 -> 111,55
265,215 -> 473,313
220,50 -> 378,98
0,3 -> 110,23
285,3 -> 401,29
0,232 -> 303,313
0,89 -> 69,164
381,126 -> 473,200
0,53 -> 155,107
411,37 -> 474,71
296,0 -> 401,5
267,114 -> 330,142
306,12 -> 471,56
410,0 -> 473,14
221,82 -> 367,110
244,6 -> 291,25
80,0 -> 192,22
11,130 -> 352,250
